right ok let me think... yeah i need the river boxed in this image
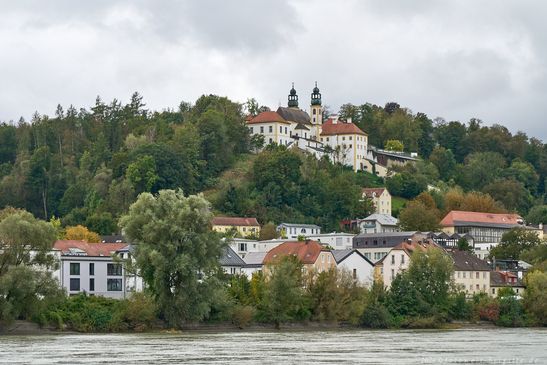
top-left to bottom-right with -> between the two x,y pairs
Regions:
1,328 -> 546,364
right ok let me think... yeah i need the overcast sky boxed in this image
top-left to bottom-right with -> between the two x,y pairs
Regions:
1,1 -> 546,140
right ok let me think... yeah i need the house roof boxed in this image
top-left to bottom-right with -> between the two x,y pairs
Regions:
100,235 -> 126,243
320,118 -> 366,136
294,123 -> 310,130
243,251 -> 268,267
490,271 -> 524,287
276,107 -> 311,125
369,146 -> 419,161
353,232 -> 425,249
362,188 -> 387,198
53,240 -> 128,257
362,214 -> 399,226
212,217 -> 260,227
331,249 -> 374,266
391,240 -> 433,256
219,246 -> 246,267
440,211 -> 522,228
449,250 -> 491,271
263,240 -> 326,265
247,111 -> 290,124
278,223 -> 321,229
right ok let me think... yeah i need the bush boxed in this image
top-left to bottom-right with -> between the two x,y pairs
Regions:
360,302 -> 391,329
231,305 -> 255,329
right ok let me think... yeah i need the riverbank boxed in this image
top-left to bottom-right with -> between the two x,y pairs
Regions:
0,319 -> 506,336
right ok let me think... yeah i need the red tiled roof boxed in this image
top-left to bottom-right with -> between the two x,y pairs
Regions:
244,115 -> 254,121
362,188 -> 387,197
263,240 -> 325,265
53,240 -> 127,257
247,111 -> 290,124
320,118 -> 366,136
391,240 -> 433,256
212,216 -> 260,227
440,211 -> 522,227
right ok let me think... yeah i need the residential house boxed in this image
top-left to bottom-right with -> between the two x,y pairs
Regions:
242,251 -> 268,279
306,232 -> 355,249
227,238 -> 287,258
375,240 -> 434,288
358,214 -> 399,234
332,249 -> 374,287
449,250 -> 491,296
362,188 -> 392,215
263,240 -> 336,274
353,231 -> 427,263
211,216 -> 261,237
246,111 -> 293,146
52,240 -> 139,299
490,271 -> 526,297
219,246 -> 246,275
440,211 -> 524,259
278,223 -> 321,239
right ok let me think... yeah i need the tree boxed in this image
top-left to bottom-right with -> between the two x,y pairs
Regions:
525,205 -> 547,225
126,155 -> 159,194
119,190 -> 225,327
259,222 -> 279,240
64,225 -> 101,243
385,172 -> 427,199
0,209 -> 57,275
457,237 -> 473,252
398,201 -> 440,231
262,255 -> 309,328
489,228 -> 542,260
523,271 -> 547,325
429,146 -> 456,181
483,179 -> 532,215
459,152 -> 506,190
384,139 -> 404,152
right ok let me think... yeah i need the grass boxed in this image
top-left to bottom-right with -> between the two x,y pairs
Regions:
391,196 -> 408,217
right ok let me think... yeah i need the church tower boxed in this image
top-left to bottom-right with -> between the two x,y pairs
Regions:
288,83 -> 299,108
310,82 -> 323,138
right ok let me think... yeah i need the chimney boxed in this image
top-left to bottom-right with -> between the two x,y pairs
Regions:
346,117 -> 352,124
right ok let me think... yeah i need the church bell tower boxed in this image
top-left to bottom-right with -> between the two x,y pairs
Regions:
310,82 -> 323,138
288,83 -> 299,108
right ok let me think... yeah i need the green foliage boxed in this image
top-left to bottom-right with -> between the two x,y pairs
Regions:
523,271 -> 547,326
119,190 -> 225,327
386,172 -> 427,199
398,200 -> 440,231
525,205 -> 547,225
457,237 -> 473,252
384,139 -> 404,152
489,228 -> 542,260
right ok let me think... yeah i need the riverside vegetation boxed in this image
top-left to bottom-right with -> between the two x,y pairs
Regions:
1,94 -> 547,331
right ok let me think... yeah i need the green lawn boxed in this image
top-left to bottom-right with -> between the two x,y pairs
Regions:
391,196 -> 408,217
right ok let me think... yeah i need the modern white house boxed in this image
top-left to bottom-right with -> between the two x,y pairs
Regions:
358,214 -> 399,234
332,249 -> 374,287
278,223 -> 321,239
227,238 -> 287,258
52,240 -> 141,299
307,232 -> 355,249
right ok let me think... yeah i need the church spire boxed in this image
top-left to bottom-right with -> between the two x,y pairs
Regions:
288,82 -> 299,108
311,81 -> 321,106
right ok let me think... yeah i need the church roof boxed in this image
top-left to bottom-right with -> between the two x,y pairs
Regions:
320,118 -> 367,136
247,111 -> 290,124
276,107 -> 311,125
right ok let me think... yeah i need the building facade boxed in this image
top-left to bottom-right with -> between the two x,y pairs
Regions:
332,249 -> 375,287
211,217 -> 261,237
358,214 -> 399,234
263,240 -> 336,274
277,223 -> 322,239
306,232 -> 355,249
449,250 -> 491,297
362,188 -> 392,215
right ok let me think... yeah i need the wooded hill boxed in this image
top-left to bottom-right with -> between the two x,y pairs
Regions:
1,94 -> 547,235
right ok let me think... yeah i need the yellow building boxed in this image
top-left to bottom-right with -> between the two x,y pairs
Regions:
211,217 -> 260,237
449,250 -> 491,297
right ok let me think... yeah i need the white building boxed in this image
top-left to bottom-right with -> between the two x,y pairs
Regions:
242,251 -> 267,279
358,214 -> 399,234
332,249 -> 374,287
307,232 -> 355,249
219,246 -> 246,275
319,116 -> 368,172
278,223 -> 322,239
52,240 -> 142,299
227,238 -> 287,258
362,188 -> 392,215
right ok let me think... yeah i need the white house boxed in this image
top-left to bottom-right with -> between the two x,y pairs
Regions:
242,251 -> 267,279
278,223 -> 321,239
332,249 -> 374,287
52,240 -> 141,299
227,238 -> 287,258
307,232 -> 355,249
219,246 -> 246,275
358,214 -> 399,234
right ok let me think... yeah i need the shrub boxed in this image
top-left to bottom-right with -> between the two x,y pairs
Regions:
360,302 -> 391,329
231,305 -> 255,329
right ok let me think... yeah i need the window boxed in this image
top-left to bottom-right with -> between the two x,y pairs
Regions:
239,243 -> 248,252
269,138 -> 272,143
89,278 -> 95,292
483,272 -> 486,279
107,279 -> 123,291
492,288 -> 496,295
280,126 -> 282,133
269,126 -> 273,133
476,272 -> 479,279
391,269 -> 394,279
401,254 -> 405,264
70,263 -> 80,275
463,272 -> 466,278
70,278 -> 80,291
476,284 -> 480,290
391,255 -> 395,264
107,263 -> 122,276
326,137 -> 329,142
373,240 -> 378,246
342,136 -> 345,141
285,127 -> 287,134
89,263 -> 94,276
349,136 -> 352,140
353,269 -> 357,279
250,127 -> 253,133
260,126 -> 264,133
313,109 -> 316,115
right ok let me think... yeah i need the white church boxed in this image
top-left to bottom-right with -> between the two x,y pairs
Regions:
246,83 -> 371,172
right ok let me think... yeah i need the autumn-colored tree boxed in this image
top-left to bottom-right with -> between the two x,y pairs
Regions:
64,225 -> 101,243
398,201 -> 440,231
259,222 -> 279,240
443,188 -> 505,215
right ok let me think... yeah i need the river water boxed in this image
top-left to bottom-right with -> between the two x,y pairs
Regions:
1,328 -> 546,364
